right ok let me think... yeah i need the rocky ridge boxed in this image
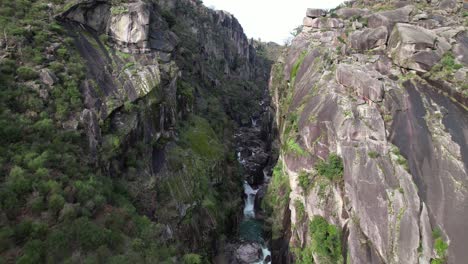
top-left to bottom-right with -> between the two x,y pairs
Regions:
268,0 -> 467,263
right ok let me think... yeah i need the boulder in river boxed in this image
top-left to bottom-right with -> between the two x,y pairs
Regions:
235,243 -> 262,263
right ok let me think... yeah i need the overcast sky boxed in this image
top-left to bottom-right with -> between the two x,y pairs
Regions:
202,0 -> 345,44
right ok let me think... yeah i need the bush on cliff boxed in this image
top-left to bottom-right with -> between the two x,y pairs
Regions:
309,216 -> 343,264
315,153 -> 344,182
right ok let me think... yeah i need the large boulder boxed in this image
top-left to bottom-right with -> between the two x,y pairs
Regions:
306,8 -> 327,18
62,0 -> 151,53
349,26 -> 388,51
368,5 -> 415,29
109,1 -> 151,53
453,31 -> 468,65
149,30 -> 179,52
388,23 -> 450,72
39,69 -> 57,86
336,8 -> 370,19
62,1 -> 111,32
235,243 -> 262,263
336,64 -> 385,102
303,17 -> 344,29
439,0 -> 458,12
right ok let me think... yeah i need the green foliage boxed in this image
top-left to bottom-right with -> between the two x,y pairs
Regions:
368,151 -> 380,159
263,161 -> 291,239
298,171 -> 311,192
7,166 -> 32,195
431,228 -> 448,263
17,67 -> 38,81
428,52 -> 463,80
391,146 -> 409,171
440,52 -> 463,70
315,154 -> 344,181
309,216 -> 343,264
293,245 -> 315,264
179,115 -> 223,160
294,199 -> 305,221
110,6 -> 129,15
16,239 -> 45,264
161,9 -> 177,28
290,51 -> 307,86
183,253 -> 202,264
73,217 -> 112,251
286,138 -> 306,156
177,80 -> 195,105
48,194 -> 65,213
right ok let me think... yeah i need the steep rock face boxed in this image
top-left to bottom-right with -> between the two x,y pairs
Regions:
0,0 -> 277,262
268,1 -> 467,263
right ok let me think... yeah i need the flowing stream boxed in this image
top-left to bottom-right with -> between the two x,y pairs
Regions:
236,116 -> 272,264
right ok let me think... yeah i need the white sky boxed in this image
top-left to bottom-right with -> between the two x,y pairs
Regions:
202,0 -> 345,44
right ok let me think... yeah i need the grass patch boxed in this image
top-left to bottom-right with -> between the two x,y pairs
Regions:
290,51 -> 308,86
428,52 -> 463,81
286,138 -> 306,156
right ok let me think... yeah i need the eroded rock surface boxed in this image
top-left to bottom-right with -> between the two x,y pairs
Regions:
268,1 -> 468,263
388,23 -> 450,72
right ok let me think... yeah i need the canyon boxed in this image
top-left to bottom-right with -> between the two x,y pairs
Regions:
0,0 -> 467,264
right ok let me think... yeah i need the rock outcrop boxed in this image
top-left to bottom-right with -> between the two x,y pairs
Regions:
268,1 -> 468,264
388,23 -> 450,72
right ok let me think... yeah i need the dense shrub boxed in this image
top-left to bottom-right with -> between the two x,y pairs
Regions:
431,228 -> 448,264
73,217 -> 111,251
315,153 -> 344,181
183,253 -> 202,264
298,171 -> 310,191
309,216 -> 343,263
17,67 -> 38,81
48,194 -> 65,213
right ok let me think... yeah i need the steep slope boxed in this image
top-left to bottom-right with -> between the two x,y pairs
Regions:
0,0 -> 278,262
268,1 -> 467,263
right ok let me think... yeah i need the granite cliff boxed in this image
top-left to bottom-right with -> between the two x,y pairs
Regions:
267,0 -> 467,263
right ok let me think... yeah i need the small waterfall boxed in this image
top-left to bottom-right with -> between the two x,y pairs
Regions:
243,181 -> 258,218
255,247 -> 272,264
242,182 -> 271,264
236,114 -> 273,264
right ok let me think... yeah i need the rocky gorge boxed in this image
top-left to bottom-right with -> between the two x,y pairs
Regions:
0,0 -> 467,263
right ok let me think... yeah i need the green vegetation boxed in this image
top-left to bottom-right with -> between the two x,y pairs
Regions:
391,146 -> 409,171
0,0 -> 237,262
368,151 -> 380,159
309,216 -> 343,264
179,115 -> 224,159
293,244 -> 315,264
110,6 -> 128,15
286,138 -> 307,156
183,253 -> 202,264
263,161 -> 291,240
17,67 -> 39,81
315,154 -> 344,182
431,228 -> 449,264
428,52 -> 463,80
298,171 -> 311,192
294,199 -> 306,221
290,51 -> 308,86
